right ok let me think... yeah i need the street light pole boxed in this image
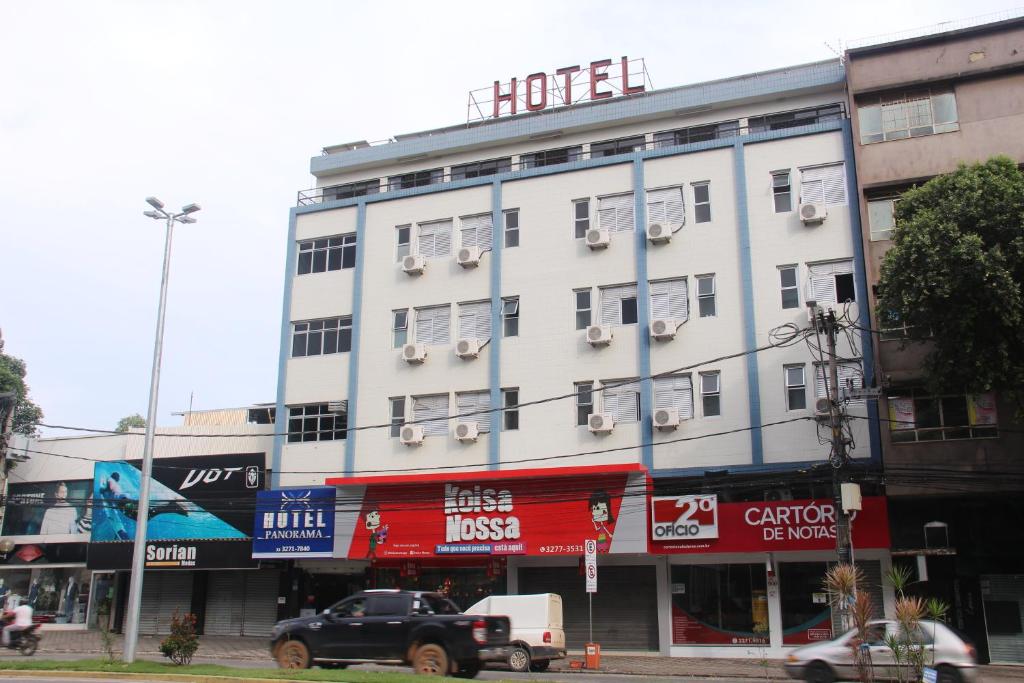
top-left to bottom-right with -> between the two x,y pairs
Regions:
122,197 -> 200,663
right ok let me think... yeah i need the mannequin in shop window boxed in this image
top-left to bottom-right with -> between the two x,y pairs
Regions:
57,577 -> 77,624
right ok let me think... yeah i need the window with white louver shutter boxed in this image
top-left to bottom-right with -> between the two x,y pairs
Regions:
806,261 -> 854,306
418,219 -> 453,258
413,394 -> 450,436
597,193 -> 635,233
460,213 -> 493,250
800,164 -> 847,206
602,381 -> 640,424
655,375 -> 694,420
646,187 -> 686,228
415,305 -> 451,345
814,362 -> 864,403
649,279 -> 688,322
600,284 -> 638,325
458,301 -> 491,341
456,391 -> 491,433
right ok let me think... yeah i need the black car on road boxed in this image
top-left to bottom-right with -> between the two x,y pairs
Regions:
271,589 -> 511,677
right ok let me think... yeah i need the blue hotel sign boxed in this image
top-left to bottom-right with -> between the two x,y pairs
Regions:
253,488 -> 335,558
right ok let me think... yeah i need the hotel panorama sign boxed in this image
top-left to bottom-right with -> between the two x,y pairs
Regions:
467,56 -> 651,122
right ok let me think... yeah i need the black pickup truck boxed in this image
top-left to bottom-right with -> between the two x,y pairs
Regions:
271,589 -> 511,677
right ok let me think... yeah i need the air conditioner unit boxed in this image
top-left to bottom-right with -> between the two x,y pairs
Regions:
814,397 -> 832,421
585,228 -> 611,250
764,488 -> 794,502
799,203 -> 827,225
588,413 -> 615,434
646,223 -> 672,244
650,318 -> 678,341
457,246 -> 482,268
653,408 -> 680,431
586,325 -> 613,346
402,343 -> 427,363
399,424 -> 424,446
454,421 -> 479,442
454,338 -> 481,359
401,254 -> 426,274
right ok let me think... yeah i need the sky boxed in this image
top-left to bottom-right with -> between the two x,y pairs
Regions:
1,0 -> 1019,436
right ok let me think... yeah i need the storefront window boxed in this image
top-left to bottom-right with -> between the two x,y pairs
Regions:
671,564 -> 768,645
0,567 -> 91,624
779,562 -> 833,645
374,567 -> 504,612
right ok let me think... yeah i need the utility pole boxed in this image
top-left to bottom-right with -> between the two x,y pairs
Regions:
818,308 -> 853,565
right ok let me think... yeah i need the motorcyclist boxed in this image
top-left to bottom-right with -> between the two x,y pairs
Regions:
2,603 -> 33,646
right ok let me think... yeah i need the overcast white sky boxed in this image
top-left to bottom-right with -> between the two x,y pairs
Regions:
1,0 -> 1018,436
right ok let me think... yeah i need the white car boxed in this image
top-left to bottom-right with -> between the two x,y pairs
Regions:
785,620 -> 977,683
465,593 -> 566,673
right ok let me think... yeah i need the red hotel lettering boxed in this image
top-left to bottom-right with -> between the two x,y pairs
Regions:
525,72 -> 547,111
589,58 -> 612,100
621,56 -> 645,95
556,65 -> 582,103
493,78 -> 517,118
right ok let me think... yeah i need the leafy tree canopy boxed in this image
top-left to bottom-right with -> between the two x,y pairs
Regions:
0,336 -> 44,437
878,156 -> 1024,405
115,413 -> 146,433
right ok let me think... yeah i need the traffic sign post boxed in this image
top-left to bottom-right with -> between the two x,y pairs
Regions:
584,539 -> 600,669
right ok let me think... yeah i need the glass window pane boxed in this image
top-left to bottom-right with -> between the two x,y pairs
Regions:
786,367 -> 804,386
342,245 -> 356,269
575,201 -> 588,219
914,398 -> 941,429
782,288 -> 800,309
576,290 -> 591,309
694,184 -> 709,203
393,329 -> 407,348
577,405 -> 592,426
576,311 -> 591,330
858,104 -> 883,140
698,277 -> 714,296
505,230 -> 519,248
698,297 -> 716,317
835,273 -> 857,303
322,329 -> 338,354
314,239 -> 328,249
780,268 -> 797,288
621,297 -> 638,325
670,564 -> 768,645
788,387 -> 806,410
695,204 -> 711,223
297,251 -> 312,275
774,192 -> 792,213
305,331 -> 322,355
327,248 -> 342,271
291,332 -> 306,357
941,396 -> 969,428
703,394 -> 720,417
312,249 -> 327,273
504,318 -> 519,337
701,373 -> 719,393
505,211 -> 518,229
394,310 -> 408,328
577,383 -> 593,405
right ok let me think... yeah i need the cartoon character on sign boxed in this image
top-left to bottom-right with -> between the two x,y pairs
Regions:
589,490 -> 615,553
364,505 -> 388,558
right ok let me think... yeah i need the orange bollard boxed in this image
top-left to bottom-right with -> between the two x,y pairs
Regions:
584,642 -> 601,669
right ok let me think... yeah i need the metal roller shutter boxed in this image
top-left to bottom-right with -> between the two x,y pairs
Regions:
204,573 -> 244,635
241,570 -> 280,637
982,574 -> 1024,664
519,566 -> 659,651
138,572 -> 194,635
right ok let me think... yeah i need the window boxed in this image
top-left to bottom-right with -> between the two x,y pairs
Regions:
653,120 -> 739,147
813,361 -> 864,404
292,317 -> 352,357
451,157 -> 511,180
700,372 -> 721,417
520,146 -> 583,169
297,234 -> 357,275
416,305 -> 451,346
502,297 -> 519,337
800,163 -> 847,206
396,225 -> 411,261
575,382 -> 594,426
779,266 -> 799,309
456,391 -> 490,433
772,170 -> 792,213
868,197 -> 898,241
692,182 -> 711,223
504,209 -> 519,248
858,90 -> 959,144
389,397 -> 405,438
457,301 -> 491,341
888,391 -> 998,443
671,564 -> 768,645
600,284 -> 639,325
573,199 -> 590,239
807,261 -> 855,306
460,213 -> 492,250
748,103 -> 843,133
574,289 -> 592,329
696,275 -> 716,317
367,595 -> 408,617
503,389 -> 519,431
412,394 -> 449,437
785,365 -> 807,411
603,380 -> 641,424
324,179 -> 380,202
287,403 -> 347,443
598,193 -> 635,233
655,375 -> 694,420
392,309 -> 409,348
590,135 -> 645,157
418,219 -> 453,259
388,168 -> 443,191
646,187 -> 684,229
649,278 -> 688,322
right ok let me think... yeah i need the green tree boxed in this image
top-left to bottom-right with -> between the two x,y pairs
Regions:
115,413 -> 146,433
0,334 -> 44,437
878,156 -> 1024,408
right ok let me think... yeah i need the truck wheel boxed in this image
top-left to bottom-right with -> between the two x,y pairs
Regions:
412,643 -> 449,676
508,645 -> 531,673
454,662 -> 482,678
529,660 -> 550,672
276,640 -> 311,669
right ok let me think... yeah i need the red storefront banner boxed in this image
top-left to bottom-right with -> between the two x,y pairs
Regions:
326,465 -> 649,559
650,496 -> 890,554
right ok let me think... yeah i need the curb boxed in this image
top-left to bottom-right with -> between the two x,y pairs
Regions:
0,671 -> 306,683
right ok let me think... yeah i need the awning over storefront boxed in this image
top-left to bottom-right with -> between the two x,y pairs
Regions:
325,464 -> 648,560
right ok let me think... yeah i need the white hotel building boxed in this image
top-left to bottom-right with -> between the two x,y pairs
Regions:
273,59 -> 893,657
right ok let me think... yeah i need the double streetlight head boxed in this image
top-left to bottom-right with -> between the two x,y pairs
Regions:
143,197 -> 202,223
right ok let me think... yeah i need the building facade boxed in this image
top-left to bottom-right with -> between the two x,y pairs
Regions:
274,58 -> 893,658
846,18 -> 1024,665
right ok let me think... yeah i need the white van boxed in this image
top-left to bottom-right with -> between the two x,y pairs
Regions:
465,593 -> 567,672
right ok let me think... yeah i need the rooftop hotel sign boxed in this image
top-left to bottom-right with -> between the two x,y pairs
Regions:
467,57 -> 650,122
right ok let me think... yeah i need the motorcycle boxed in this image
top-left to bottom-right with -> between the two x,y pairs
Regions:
2,623 -> 41,656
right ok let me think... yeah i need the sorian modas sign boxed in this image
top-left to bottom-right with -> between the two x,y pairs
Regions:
444,484 -> 521,542
651,494 -> 719,540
